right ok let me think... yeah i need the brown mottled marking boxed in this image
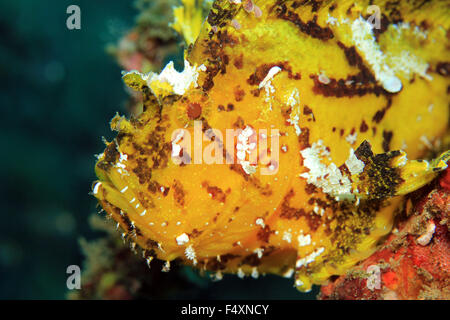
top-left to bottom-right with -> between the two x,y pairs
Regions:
241,253 -> 261,267
307,213 -> 322,231
201,30 -> 239,92
310,72 -> 385,98
298,127 -> 310,149
257,225 -> 274,243
275,4 -> 334,40
360,120 -> 369,133
233,116 -> 245,128
189,228 -> 203,238
133,158 -> 152,185
279,189 -> 307,220
372,96 -> 392,123
228,164 -> 273,196
146,239 -> 159,249
233,53 -> 244,69
172,179 -> 186,207
104,142 -> 119,163
234,86 -> 245,102
382,130 -> 393,152
247,61 -> 300,86
304,183 -> 317,195
202,181 -> 227,203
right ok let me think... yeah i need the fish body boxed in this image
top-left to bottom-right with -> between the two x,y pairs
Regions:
93,0 -> 449,291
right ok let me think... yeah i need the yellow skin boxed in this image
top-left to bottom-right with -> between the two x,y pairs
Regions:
93,0 -> 449,291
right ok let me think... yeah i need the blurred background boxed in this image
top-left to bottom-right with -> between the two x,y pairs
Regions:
0,0 -> 316,299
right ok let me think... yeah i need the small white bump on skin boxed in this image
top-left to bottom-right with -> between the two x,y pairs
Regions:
140,210 -> 147,216
116,163 -> 126,170
286,89 -> 302,136
251,267 -> 259,279
318,71 -> 331,85
417,221 -> 436,246
428,104 -> 434,113
93,182 -> 102,195
295,279 -> 304,287
95,153 -> 104,160
213,271 -> 223,281
283,231 -> 292,243
119,153 -> 128,163
255,218 -> 265,228
296,247 -> 325,268
130,197 -> 136,203
345,148 -> 365,175
345,132 -> 358,145
237,268 -> 245,279
297,234 -> 311,247
176,233 -> 190,246
326,13 -> 338,25
185,245 -> 197,265
254,248 -> 264,259
283,268 -> 294,278
241,161 -> 257,175
286,88 -> 300,107
259,66 -> 282,89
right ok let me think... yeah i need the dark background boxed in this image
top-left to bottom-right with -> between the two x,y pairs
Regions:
0,0 -> 316,299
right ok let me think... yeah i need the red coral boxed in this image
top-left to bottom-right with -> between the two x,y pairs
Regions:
320,168 -> 450,300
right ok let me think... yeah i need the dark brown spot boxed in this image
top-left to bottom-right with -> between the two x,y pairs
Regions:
436,62 -> 450,77
202,181 -> 227,203
360,120 -> 369,133
172,179 -> 186,207
382,130 -> 393,152
234,86 -> 245,102
234,53 -> 244,69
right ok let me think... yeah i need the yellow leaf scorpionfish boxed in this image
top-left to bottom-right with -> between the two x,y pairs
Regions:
92,0 -> 449,292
